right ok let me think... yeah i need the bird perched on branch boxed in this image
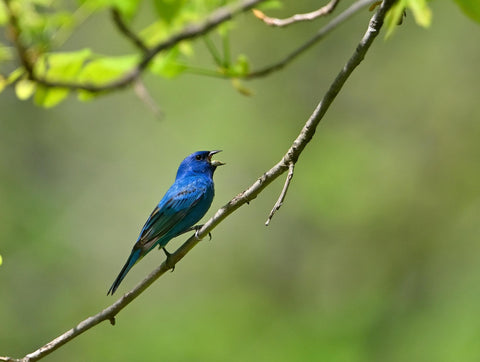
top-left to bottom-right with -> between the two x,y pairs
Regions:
107,150 -> 225,295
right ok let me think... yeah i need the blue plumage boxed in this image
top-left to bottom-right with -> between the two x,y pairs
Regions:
107,150 -> 224,295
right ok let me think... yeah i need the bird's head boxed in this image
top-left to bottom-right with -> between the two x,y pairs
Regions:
176,150 -> 225,179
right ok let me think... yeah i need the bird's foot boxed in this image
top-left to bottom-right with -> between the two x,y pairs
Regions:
176,224 -> 211,240
193,224 -> 212,241
162,247 -> 175,272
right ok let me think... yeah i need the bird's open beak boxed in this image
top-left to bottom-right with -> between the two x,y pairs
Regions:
208,150 -> 225,167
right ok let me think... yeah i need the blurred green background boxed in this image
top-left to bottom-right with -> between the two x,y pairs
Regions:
1,1 -> 480,361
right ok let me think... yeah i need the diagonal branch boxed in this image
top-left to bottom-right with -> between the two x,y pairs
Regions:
0,1 -> 395,361
253,0 -> 341,27
2,0 -> 266,92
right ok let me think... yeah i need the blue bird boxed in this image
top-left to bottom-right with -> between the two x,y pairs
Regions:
107,150 -> 225,295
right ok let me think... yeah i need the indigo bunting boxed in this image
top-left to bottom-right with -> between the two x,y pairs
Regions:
107,150 -> 225,295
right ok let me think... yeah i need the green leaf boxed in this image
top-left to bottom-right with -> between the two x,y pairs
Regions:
153,0 -> 187,24
227,54 -> 250,77
36,49 -> 92,81
0,2 -> 7,26
78,54 -> 139,84
231,78 -> 252,97
0,254 -> 2,266
77,90 -> 97,102
385,0 -> 432,38
408,0 -> 432,27
150,49 -> 186,78
112,0 -> 140,19
79,0 -> 139,18
453,0 -> 480,23
178,41 -> 193,57
0,75 -> 5,93
7,68 -> 25,84
140,20 -> 169,47
15,79 -> 36,100
34,85 -> 69,108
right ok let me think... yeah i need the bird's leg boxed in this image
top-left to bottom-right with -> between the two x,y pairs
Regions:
193,224 -> 212,241
162,247 -> 175,272
177,224 -> 212,240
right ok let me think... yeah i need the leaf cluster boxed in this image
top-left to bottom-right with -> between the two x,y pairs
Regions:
0,0 -> 256,107
0,0 -> 478,108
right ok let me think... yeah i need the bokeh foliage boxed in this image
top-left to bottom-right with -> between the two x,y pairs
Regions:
0,0 -> 478,107
1,0 -> 480,361
0,0 -> 263,107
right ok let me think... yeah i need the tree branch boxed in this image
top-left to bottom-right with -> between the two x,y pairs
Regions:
0,0 -> 395,361
133,78 -> 163,118
246,0 -> 376,79
161,0 -> 374,81
265,162 -> 295,226
253,0 -> 340,27
2,0 -> 266,92
110,8 -> 149,53
2,0 -> 34,75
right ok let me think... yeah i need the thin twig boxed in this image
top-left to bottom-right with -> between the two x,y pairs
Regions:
111,8 -> 149,53
265,162 -> 295,225
133,78 -> 163,118
203,36 -> 223,67
253,0 -> 340,27
0,1 -> 395,361
246,0 -> 375,79
2,0 -> 33,75
3,0 -> 266,92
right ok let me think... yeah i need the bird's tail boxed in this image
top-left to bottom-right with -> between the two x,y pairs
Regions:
107,248 -> 142,296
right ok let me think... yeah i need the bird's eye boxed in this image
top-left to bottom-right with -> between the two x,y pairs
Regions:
195,155 -> 202,160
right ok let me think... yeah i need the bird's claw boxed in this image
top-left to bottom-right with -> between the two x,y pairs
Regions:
162,247 -> 175,272
193,225 -> 212,241
194,228 -> 201,241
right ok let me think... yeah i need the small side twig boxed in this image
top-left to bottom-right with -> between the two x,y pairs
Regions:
111,8 -> 149,53
246,0 -> 375,79
253,0 -> 340,27
265,162 -> 295,226
203,36 -> 224,67
0,357 -> 16,362
133,78 -> 163,118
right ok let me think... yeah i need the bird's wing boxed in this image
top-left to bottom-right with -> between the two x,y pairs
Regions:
136,182 -> 206,251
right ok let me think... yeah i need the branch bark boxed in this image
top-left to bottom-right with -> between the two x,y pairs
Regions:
253,0 -> 341,27
0,0 -> 396,361
110,8 -> 149,53
265,162 -> 295,226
